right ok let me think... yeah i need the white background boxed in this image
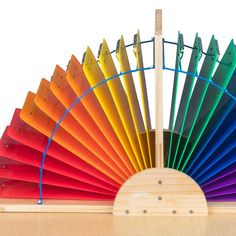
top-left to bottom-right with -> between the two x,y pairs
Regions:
0,0 -> 235,135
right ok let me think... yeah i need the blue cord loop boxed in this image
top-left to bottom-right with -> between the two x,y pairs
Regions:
38,65 -> 154,204
38,38 -> 236,204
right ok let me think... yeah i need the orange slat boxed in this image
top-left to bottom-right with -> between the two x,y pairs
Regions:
20,92 -> 124,184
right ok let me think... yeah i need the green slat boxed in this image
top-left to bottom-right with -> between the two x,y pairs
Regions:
167,32 -> 183,167
180,40 -> 236,171
171,34 -> 202,168
175,36 -> 219,170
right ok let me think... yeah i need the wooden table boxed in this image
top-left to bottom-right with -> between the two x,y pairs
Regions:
1,213 -> 236,236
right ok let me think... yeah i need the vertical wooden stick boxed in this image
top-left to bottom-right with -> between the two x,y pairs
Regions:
155,9 -> 164,168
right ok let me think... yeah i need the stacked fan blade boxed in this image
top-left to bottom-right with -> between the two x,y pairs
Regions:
167,33 -> 236,201
0,31 -> 236,202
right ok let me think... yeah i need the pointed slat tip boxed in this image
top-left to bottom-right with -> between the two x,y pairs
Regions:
52,65 -> 65,83
70,54 -> 81,66
82,47 -> 97,66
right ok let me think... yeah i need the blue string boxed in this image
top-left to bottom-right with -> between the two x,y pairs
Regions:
38,49 -> 236,205
37,65 -> 154,204
163,67 -> 236,103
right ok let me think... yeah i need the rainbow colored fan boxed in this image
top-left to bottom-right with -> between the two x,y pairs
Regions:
0,18 -> 236,215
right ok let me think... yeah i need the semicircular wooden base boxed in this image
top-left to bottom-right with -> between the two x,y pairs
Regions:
113,168 -> 208,216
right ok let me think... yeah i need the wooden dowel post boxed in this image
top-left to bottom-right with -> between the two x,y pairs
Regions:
155,9 -> 164,168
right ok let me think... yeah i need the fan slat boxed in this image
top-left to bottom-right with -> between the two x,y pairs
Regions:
202,172 -> 236,193
180,40 -> 236,171
192,113 -> 236,180
34,79 -> 127,180
0,157 -> 116,196
176,36 -> 219,171
20,92 -> 124,184
167,32 -> 183,167
116,36 -> 150,168
0,128 -> 119,192
83,47 -> 141,172
186,74 -> 236,176
171,34 -> 202,169
134,31 -> 153,167
98,39 -> 145,170
65,56 -> 136,175
205,184 -> 236,198
202,163 -> 236,188
197,147 -> 236,184
0,30 -> 235,203
0,179 -> 113,200
49,66 -> 132,178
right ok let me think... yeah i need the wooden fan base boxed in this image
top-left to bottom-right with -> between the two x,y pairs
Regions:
113,167 -> 208,216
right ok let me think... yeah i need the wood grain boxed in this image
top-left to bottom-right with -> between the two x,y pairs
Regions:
0,199 -> 113,213
113,168 -> 208,216
155,9 -> 162,35
1,199 -> 236,213
155,9 -> 164,168
1,212 -> 236,236
208,202 -> 236,214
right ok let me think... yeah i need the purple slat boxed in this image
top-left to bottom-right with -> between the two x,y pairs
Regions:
201,163 -> 236,188
205,184 -> 236,198
207,194 -> 236,201
202,172 -> 236,193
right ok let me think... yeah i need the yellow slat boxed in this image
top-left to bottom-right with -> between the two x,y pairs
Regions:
116,35 -> 150,168
34,78 -> 126,181
133,31 -> 153,167
98,40 -> 145,170
63,56 -> 136,176
82,47 -> 141,172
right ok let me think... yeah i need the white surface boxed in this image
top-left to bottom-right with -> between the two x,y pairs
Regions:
0,0 -> 235,135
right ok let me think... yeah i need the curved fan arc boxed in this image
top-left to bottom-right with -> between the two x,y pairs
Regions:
0,31 -> 236,203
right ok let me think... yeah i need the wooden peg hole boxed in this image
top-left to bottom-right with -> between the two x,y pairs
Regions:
157,196 -> 162,201
125,209 -> 129,214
